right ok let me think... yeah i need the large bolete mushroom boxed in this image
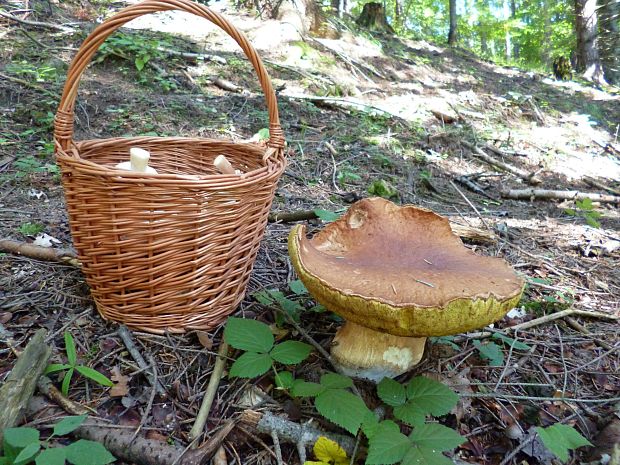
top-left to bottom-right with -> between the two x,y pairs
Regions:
288,197 -> 524,382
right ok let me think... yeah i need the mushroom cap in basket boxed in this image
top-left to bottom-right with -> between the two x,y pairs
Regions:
288,197 -> 524,337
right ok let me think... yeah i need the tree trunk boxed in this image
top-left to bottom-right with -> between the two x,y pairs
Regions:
510,0 -> 519,59
275,0 -> 339,38
541,0 -> 552,66
356,2 -> 394,33
448,0 -> 458,45
598,0 -> 620,84
504,0 -> 512,60
574,0 -> 608,85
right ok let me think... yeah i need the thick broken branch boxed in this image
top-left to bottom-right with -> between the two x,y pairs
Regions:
0,239 -> 80,266
0,10 -> 74,32
239,409 -> 357,455
500,188 -> 620,203
0,329 -> 51,441
461,140 -> 542,185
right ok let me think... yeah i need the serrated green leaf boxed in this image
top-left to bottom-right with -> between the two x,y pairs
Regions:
53,415 -> 88,437
64,332 -> 77,366
62,368 -> 74,396
394,401 -> 426,427
229,352 -> 272,378
314,389 -> 369,435
314,209 -> 340,222
224,318 -> 274,353
377,378 -> 407,407
3,428 -> 39,460
274,371 -> 294,389
473,341 -> 505,366
365,425 -> 410,464
429,336 -> 459,350
288,280 -> 307,295
290,380 -> 325,397
409,423 -> 465,452
536,424 -> 592,463
65,440 -> 115,465
491,333 -> 530,351
405,377 -> 459,417
44,363 -> 71,375
271,292 -> 304,323
401,446 -> 454,465
361,411 -> 381,438
36,447 -> 66,465
75,366 -> 113,387
14,442 -> 40,465
320,373 -> 353,389
252,290 -> 275,306
270,341 -> 312,364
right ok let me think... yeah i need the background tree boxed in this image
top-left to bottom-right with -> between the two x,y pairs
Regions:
598,0 -> 620,84
448,0 -> 458,45
574,0 -> 607,85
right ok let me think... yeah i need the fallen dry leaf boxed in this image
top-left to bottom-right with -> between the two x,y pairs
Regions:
109,366 -> 130,397
195,331 -> 213,350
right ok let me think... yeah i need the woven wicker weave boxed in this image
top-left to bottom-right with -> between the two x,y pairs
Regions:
54,0 -> 286,334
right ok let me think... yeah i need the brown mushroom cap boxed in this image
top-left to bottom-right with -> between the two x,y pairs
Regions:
288,198 -> 524,337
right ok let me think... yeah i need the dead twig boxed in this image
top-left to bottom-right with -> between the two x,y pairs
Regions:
0,239 -> 80,267
507,308 -> 618,332
117,326 -> 166,397
188,341 -> 229,444
0,10 -> 74,32
449,180 -> 492,232
461,140 -> 542,185
500,188 -> 620,203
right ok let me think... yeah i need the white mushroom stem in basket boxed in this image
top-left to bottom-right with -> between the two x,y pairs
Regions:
214,154 -> 241,175
115,148 -> 158,174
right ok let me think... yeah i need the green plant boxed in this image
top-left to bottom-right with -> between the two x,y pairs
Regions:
18,223 -> 44,236
45,332 -> 113,396
564,198 -> 601,228
536,424 -> 591,463
337,165 -> 362,185
5,61 -> 59,83
291,372 -> 371,435
367,179 -> 397,199
223,318 -> 312,378
0,415 -> 115,464
313,209 -> 340,222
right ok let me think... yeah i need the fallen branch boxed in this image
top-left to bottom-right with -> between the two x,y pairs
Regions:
461,140 -> 542,185
239,409 -> 357,455
117,326 -> 167,397
188,341 -> 229,443
582,176 -> 620,196
0,72 -> 58,97
507,308 -> 618,332
0,239 -> 80,266
26,396 -> 231,465
0,10 -> 74,32
500,188 -> 620,203
0,329 -> 51,441
268,210 -> 495,243
431,109 -> 462,124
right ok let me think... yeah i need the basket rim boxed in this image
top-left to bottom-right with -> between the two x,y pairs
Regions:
56,137 -> 286,187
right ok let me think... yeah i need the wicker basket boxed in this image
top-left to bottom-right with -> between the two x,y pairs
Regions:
54,0 -> 286,334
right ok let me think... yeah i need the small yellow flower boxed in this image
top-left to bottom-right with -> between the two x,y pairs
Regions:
304,436 -> 349,465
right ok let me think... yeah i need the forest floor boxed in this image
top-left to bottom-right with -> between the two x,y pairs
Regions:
1,1 -> 619,464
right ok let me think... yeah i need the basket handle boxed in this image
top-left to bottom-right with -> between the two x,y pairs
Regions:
54,0 -> 284,152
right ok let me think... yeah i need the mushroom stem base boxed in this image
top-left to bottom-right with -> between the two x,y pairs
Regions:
331,321 -> 426,382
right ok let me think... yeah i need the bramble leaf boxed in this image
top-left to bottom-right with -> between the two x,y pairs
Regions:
405,377 -> 459,417
53,415 -> 88,436
288,280 -> 307,295
491,333 -> 530,350
314,389 -> 369,435
36,447 -> 66,465
270,341 -> 312,365
224,318 -> 274,353
229,352 -> 273,378
401,446 -> 454,465
65,439 -> 116,464
274,371 -> 294,389
409,423 -> 465,451
365,425 -> 410,464
291,380 -> 325,397
473,341 -> 505,366
377,378 -> 407,407
393,401 -> 426,427
320,372 -> 353,389
314,209 -> 341,222
536,424 -> 592,463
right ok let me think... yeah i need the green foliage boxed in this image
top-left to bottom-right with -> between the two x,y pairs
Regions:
0,416 -> 115,465
252,289 -> 306,324
367,179 -> 397,199
472,340 -> 504,367
564,198 -> 601,228
536,424 -> 592,463
44,332 -> 113,396
337,165 -> 362,185
18,223 -> 44,236
313,209 -> 341,222
12,156 -> 59,179
291,373 -> 371,435
429,336 -> 459,350
377,377 -> 459,427
223,318 -> 312,378
6,61 -> 59,83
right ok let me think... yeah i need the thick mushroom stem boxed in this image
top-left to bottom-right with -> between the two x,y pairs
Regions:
331,321 -> 427,383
